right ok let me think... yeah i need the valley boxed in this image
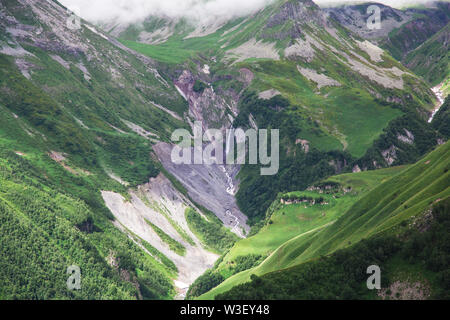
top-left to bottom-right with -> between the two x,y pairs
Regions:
0,0 -> 449,301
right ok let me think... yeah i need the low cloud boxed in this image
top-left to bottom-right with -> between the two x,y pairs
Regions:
59,0 -> 277,25
59,0 -> 438,26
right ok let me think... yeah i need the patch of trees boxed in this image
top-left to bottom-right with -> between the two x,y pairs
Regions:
355,111 -> 441,170
96,131 -> 159,186
185,208 -> 238,253
186,270 -> 225,299
187,254 -> 265,299
0,55 -> 95,166
193,80 -> 208,93
0,181 -> 174,300
234,92 -> 352,224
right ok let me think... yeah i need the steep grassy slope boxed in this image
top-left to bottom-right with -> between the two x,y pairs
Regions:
218,197 -> 450,299
199,141 -> 450,299
187,166 -> 404,298
325,2 -> 449,92
0,0 -> 446,300
0,0 -> 189,186
380,2 -> 450,61
404,23 -> 449,91
432,95 -> 450,138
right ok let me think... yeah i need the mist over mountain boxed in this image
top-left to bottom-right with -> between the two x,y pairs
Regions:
60,0 -> 440,26
59,0 -> 277,25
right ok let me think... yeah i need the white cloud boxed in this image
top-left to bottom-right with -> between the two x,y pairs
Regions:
59,0 -> 277,25
59,0 -> 440,26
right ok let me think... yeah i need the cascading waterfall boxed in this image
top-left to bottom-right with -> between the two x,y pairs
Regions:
223,126 -> 236,196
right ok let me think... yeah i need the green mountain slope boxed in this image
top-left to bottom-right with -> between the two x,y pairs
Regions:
0,0 -> 189,186
0,149 -> 176,299
380,2 -> 450,61
0,0 -> 447,300
0,0 -> 204,299
404,22 -> 449,92
217,196 -> 450,299
199,141 -> 450,299
188,165 -> 405,298
432,96 -> 450,137
119,0 -> 439,225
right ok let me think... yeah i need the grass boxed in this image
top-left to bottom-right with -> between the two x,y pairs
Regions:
200,142 -> 449,299
404,23 -> 450,87
0,45 -> 188,299
198,165 -> 405,299
244,59 -> 404,157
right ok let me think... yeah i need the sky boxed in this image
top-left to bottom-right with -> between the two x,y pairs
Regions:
59,0 -> 439,25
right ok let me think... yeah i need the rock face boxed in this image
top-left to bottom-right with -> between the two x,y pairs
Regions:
172,67 -> 253,236
397,128 -> 415,145
382,145 -> 398,166
153,142 -> 250,238
325,2 -> 450,59
225,38 -> 280,64
297,66 -> 341,89
265,0 -> 323,31
175,69 -> 237,131
324,3 -> 415,40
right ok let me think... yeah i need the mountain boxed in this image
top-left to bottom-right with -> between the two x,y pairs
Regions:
0,0 -> 448,301
324,2 -> 418,40
325,1 -> 449,99
0,0 -> 234,299
404,22 -> 450,92
380,1 -> 450,61
325,1 -> 450,61
117,0 -> 440,224
200,140 -> 450,299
